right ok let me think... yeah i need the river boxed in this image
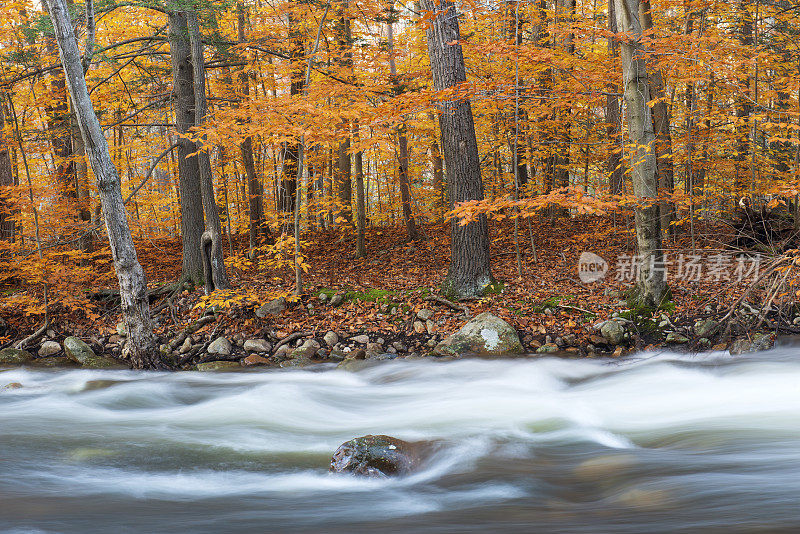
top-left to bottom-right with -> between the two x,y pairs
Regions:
2,343 -> 800,533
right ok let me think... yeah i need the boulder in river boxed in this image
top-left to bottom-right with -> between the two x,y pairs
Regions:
0,348 -> 34,365
434,312 -> 522,357
330,435 -> 421,477
600,320 -> 625,345
196,361 -> 241,372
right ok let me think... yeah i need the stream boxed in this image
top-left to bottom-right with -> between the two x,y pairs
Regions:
2,343 -> 800,533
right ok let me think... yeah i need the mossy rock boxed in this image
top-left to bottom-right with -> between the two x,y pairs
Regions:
330,435 -> 422,477
0,348 -> 34,365
196,361 -> 242,372
28,356 -> 79,368
434,312 -> 522,356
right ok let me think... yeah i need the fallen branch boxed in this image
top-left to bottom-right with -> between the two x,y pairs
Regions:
274,331 -> 313,353
14,322 -> 48,350
425,295 -> 470,318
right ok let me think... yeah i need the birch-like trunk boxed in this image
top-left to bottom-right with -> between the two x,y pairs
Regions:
46,0 -> 162,368
614,0 -> 668,307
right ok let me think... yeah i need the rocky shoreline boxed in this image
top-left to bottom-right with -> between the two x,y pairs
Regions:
0,291 -> 781,373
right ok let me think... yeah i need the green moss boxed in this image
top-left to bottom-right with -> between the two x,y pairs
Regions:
484,281 -> 506,295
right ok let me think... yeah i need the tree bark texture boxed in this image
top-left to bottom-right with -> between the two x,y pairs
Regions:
0,99 -> 16,243
606,0 -> 625,195
187,9 -> 230,291
614,0 -> 668,306
169,11 -> 205,285
46,0 -> 161,368
421,0 -> 492,299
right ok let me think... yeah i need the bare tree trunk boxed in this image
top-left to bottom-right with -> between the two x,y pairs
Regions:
606,0 -> 625,195
46,0 -> 162,368
615,0 -> 668,307
169,11 -> 205,285
0,98 -> 16,243
354,122 -> 367,257
639,0 -> 675,237
187,10 -> 229,292
333,0 -> 353,225
279,12 -> 304,234
421,0 -> 492,299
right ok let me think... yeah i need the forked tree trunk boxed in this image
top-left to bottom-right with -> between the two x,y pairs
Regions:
46,0 -> 162,368
187,10 -> 230,292
421,0 -> 492,299
168,11 -> 205,285
614,0 -> 668,307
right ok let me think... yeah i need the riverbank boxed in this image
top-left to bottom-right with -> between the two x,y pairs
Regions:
1,216 -> 796,370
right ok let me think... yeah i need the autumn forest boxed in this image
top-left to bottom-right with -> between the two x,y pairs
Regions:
1,0 -> 800,370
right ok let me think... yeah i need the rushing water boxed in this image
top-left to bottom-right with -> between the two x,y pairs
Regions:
2,344 -> 800,533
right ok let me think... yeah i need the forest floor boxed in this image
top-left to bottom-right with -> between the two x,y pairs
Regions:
0,214 -> 784,366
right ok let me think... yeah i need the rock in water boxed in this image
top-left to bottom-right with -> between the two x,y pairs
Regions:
434,312 -> 522,356
0,348 -> 34,365
330,435 -> 420,477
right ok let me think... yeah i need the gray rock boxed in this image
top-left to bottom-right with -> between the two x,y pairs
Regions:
330,435 -> 422,477
352,334 -> 369,344
302,339 -> 321,350
392,341 -> 407,352
536,343 -> 560,354
328,348 -> 347,362
434,312 -> 523,357
600,320 -> 625,345
426,320 -> 435,334
63,337 -> 96,365
329,294 -> 345,307
179,338 -> 193,354
207,337 -> 232,356
366,342 -> 383,355
274,345 -> 291,358
319,292 -> 329,304
243,339 -> 272,353
255,297 -> 288,318
416,309 -> 433,321
28,356 -> 78,368
728,333 -> 774,355
413,320 -> 425,334
665,332 -> 689,344
562,334 -> 577,347
694,319 -> 720,339
0,348 -> 34,365
38,341 -> 61,357
324,331 -> 339,347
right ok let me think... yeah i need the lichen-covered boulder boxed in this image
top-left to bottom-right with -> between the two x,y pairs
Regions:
433,312 -> 522,357
196,361 -> 241,371
600,320 -> 625,345
63,337 -> 95,364
330,435 -> 421,477
0,348 -> 34,365
729,332 -> 775,355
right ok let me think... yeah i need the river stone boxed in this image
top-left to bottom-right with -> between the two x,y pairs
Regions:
38,341 -> 61,357
207,337 -> 232,356
413,320 -> 425,334
434,312 -> 522,357
330,435 -> 421,477
4,382 -> 23,389
196,361 -> 241,371
281,346 -> 316,368
243,339 -> 271,353
242,354 -> 270,366
0,348 -> 34,365
255,296 -> 288,318
536,343 -> 559,354
324,331 -> 339,347
694,319 -> 720,339
29,356 -> 78,368
665,332 -> 689,344
729,333 -> 775,355
600,320 -> 625,345
352,334 -> 369,344
329,293 -> 345,307
63,337 -> 96,364
81,355 -> 126,369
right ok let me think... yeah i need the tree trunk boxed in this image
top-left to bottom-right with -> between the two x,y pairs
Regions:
186,10 -> 230,292
606,0 -> 625,195
639,0 -> 675,237
169,11 -> 205,285
0,98 -> 16,243
46,0 -> 162,368
334,1 -> 353,225
421,0 -> 492,299
238,3 -> 272,249
387,7 -> 418,241
279,12 -> 304,234
734,0 -> 753,197
354,122 -> 367,257
614,0 -> 668,307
